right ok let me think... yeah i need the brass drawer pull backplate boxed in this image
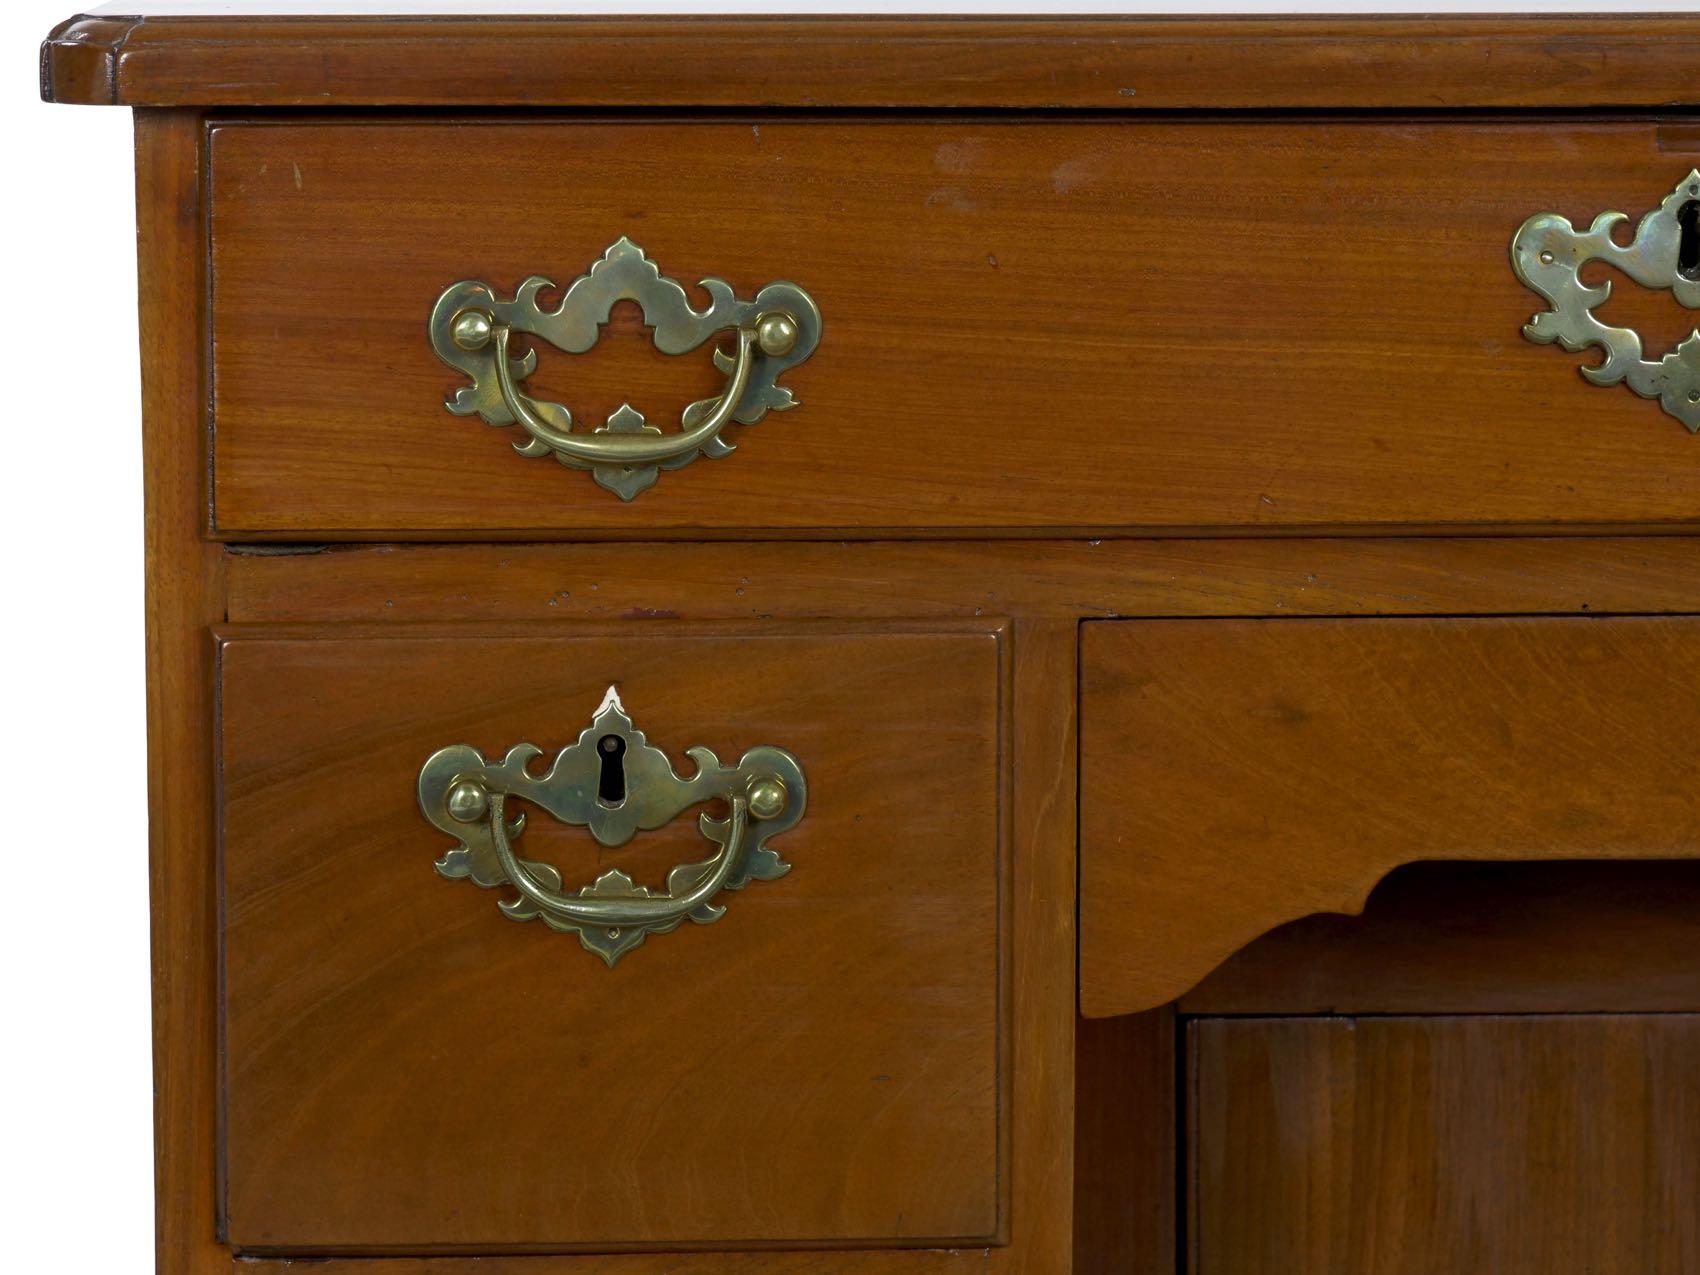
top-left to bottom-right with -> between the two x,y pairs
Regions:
418,687 -> 806,965
430,238 -> 821,499
1512,170 -> 1700,432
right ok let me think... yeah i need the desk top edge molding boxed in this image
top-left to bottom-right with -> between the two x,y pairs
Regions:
41,12 -> 1700,108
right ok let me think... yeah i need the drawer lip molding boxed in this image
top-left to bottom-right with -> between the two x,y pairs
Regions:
207,118 -> 1700,540
41,14 -> 1700,110
214,620 -> 1009,1254
1078,613 -> 1700,1018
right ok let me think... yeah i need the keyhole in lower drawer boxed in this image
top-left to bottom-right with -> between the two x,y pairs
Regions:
597,735 -> 627,804
1679,200 -> 1700,282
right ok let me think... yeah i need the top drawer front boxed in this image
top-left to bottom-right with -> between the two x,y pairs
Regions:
209,119 -> 1700,536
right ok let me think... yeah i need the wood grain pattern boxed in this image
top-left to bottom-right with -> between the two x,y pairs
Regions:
1073,1010 -> 1176,1275
208,119 -> 1700,537
245,1254 -> 996,1275
217,624 -> 1004,1252
1080,616 -> 1700,1017
225,537 -> 1700,625
1189,1016 -> 1700,1275
1182,860 -> 1700,1017
40,15 -> 1700,110
134,110 -> 230,1275
1005,620 -> 1077,1268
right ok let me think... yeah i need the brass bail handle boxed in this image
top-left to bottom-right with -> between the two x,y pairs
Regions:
477,787 -> 757,930
429,236 -> 822,500
417,687 -> 807,967
452,314 -> 786,466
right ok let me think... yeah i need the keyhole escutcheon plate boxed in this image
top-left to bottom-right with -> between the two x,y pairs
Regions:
1512,170 -> 1700,432
417,686 -> 806,965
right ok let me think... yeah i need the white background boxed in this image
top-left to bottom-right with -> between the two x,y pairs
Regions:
4,1 -> 1695,1270
8,2 -> 149,1268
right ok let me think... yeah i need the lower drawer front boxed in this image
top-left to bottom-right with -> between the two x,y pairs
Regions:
1189,1015 -> 1700,1275
215,623 -> 1004,1252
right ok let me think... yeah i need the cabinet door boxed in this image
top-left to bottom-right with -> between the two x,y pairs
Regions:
1188,1015 -> 1700,1275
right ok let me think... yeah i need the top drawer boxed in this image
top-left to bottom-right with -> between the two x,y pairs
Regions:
208,119 -> 1700,537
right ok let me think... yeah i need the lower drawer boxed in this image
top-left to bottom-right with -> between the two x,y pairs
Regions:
214,622 -> 1005,1253
1190,1014 -> 1700,1274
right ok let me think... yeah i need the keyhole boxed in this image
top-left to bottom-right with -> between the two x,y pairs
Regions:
1679,200 -> 1700,282
597,735 -> 627,804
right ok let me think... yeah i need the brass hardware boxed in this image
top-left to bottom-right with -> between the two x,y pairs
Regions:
417,686 -> 806,966
1512,171 -> 1700,432
429,237 -> 821,499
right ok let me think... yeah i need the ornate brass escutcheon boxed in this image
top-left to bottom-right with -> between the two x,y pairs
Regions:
417,687 -> 806,966
1512,171 -> 1700,432
429,238 -> 821,499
